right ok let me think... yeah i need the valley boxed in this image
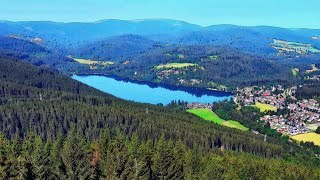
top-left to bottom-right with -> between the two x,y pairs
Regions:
1,18 -> 320,179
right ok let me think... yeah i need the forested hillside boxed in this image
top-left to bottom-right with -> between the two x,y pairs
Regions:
1,20 -> 320,90
75,45 -> 298,89
0,58 -> 320,179
74,35 -> 162,62
0,36 -> 84,73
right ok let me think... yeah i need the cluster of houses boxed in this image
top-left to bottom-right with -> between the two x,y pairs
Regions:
260,98 -> 320,136
288,99 -> 320,122
156,69 -> 180,78
234,85 -> 290,109
306,74 -> 320,81
261,115 -> 310,135
235,86 -> 320,135
186,102 -> 213,109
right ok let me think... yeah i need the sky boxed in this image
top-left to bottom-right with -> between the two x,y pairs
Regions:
0,0 -> 319,28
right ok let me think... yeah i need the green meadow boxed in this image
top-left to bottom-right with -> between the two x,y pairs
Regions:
291,68 -> 298,76
252,102 -> 277,112
74,58 -> 114,66
187,108 -> 249,131
155,63 -> 197,69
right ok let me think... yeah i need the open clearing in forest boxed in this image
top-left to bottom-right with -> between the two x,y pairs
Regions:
306,64 -> 319,74
252,102 -> 277,112
208,55 -> 219,60
165,53 -> 185,59
187,108 -> 249,131
271,39 -> 320,54
155,63 -> 197,69
223,120 -> 249,131
74,58 -> 114,66
291,68 -> 299,76
291,133 -> 320,146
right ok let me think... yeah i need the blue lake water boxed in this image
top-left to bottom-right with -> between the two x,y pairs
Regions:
72,75 -> 232,105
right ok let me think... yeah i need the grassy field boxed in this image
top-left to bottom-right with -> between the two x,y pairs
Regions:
187,108 -> 223,124
223,120 -> 249,131
271,39 -> 320,54
187,108 -> 248,131
253,102 -> 277,112
306,64 -> 319,73
291,133 -> 320,146
155,63 -> 197,69
177,54 -> 185,59
74,58 -> 114,66
306,124 -> 319,131
291,68 -> 299,76
165,53 -> 185,59
208,55 -> 219,60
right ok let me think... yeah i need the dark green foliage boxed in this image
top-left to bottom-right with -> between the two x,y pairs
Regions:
0,58 -> 320,179
78,45 -> 298,89
295,83 -> 320,99
316,127 -> 320,134
0,131 -> 320,179
61,127 -> 91,179
75,35 -> 161,62
212,100 -> 282,138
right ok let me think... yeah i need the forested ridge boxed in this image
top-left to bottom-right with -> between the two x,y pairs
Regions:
1,58 -> 320,179
74,44 -> 300,89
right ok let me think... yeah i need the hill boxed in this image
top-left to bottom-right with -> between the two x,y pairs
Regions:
2,19 -> 320,56
79,45 -> 297,89
74,35 -> 162,62
170,25 -> 320,56
0,36 -> 84,73
1,58 -> 320,178
0,19 -> 201,48
1,19 -> 320,90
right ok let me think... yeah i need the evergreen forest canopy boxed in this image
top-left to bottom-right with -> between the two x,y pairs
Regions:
0,58 -> 320,179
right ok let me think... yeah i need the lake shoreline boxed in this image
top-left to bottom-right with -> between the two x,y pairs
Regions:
73,73 -> 234,96
72,74 -> 233,105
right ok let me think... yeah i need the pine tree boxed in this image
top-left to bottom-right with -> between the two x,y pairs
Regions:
31,137 -> 51,179
7,135 -> 28,179
99,129 -> 112,178
50,135 -> 65,179
152,134 -> 178,179
0,134 -> 9,178
61,127 -> 91,179
128,133 -> 139,179
88,142 -> 102,180
138,140 -> 153,179
171,140 -> 186,179
109,131 -> 135,179
316,126 -> 320,134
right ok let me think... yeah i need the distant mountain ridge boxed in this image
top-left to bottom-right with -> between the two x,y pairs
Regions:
1,19 -> 320,55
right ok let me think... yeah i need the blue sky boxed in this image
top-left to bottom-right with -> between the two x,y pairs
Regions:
0,0 -> 319,28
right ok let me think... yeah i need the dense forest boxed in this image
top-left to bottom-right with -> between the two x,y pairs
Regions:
74,35 -> 162,62
74,44 -> 299,89
295,82 -> 320,100
1,58 -> 320,179
1,23 -> 320,90
1,130 -> 320,179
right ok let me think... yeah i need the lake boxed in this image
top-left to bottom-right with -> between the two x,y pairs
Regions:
72,75 -> 232,105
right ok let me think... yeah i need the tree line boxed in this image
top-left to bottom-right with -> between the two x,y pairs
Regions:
1,129 -> 319,180
1,58 -> 320,178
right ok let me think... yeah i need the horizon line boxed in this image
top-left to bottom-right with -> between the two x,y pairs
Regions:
0,18 -> 319,30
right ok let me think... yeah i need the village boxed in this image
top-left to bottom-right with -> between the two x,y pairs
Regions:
235,86 -> 320,136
